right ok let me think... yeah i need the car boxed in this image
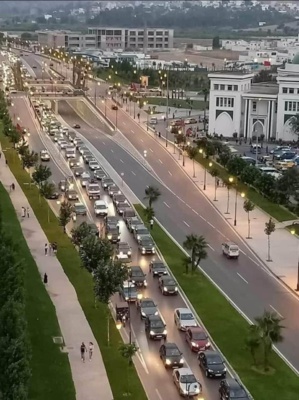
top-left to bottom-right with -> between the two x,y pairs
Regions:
66,189 -> 79,200
275,151 -> 296,161
219,379 -> 250,400
172,367 -> 202,398
129,265 -> 147,287
94,200 -> 108,216
113,193 -> 127,206
58,140 -> 69,149
106,223 -> 120,243
73,124 -> 81,129
45,188 -> 59,200
39,149 -> 50,161
119,281 -> 138,302
58,179 -> 68,192
86,182 -> 101,200
74,202 -> 87,216
80,172 -> 91,187
74,167 -> 84,177
78,145 -> 88,155
184,118 -> 197,124
174,308 -> 197,331
185,327 -> 211,352
149,117 -> 158,125
115,241 -> 132,262
198,350 -> 226,378
222,241 -> 239,259
53,133 -> 63,142
89,161 -> 101,171
83,154 -> 94,164
33,65 -> 37,69
270,146 -> 291,155
108,185 -> 121,197
104,215 -> 120,229
102,177 -> 114,190
159,343 -> 184,368
145,314 -> 167,340
149,260 -> 168,277
127,216 -> 141,232
137,297 -> 158,319
93,169 -> 107,180
159,276 -> 178,295
138,235 -> 155,255
67,131 -> 77,142
111,105 -> 118,110
123,208 -> 136,223
68,158 -> 80,168
116,201 -> 131,215
75,139 -> 84,149
134,225 -> 150,242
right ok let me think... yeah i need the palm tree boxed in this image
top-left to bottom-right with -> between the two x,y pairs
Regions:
144,206 -> 155,223
245,325 -> 261,366
183,234 -> 208,273
254,310 -> 284,371
182,255 -> 191,274
210,167 -> 219,201
187,146 -> 198,178
243,199 -> 255,239
144,186 -> 161,208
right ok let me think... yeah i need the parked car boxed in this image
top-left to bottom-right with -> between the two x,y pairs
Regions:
174,308 -> 197,331
185,326 -> 211,352
198,350 -> 226,378
172,368 -> 202,398
159,343 -> 184,368
219,379 -> 250,400
149,261 -> 168,277
137,297 -> 158,319
159,276 -> 178,295
145,314 -> 167,340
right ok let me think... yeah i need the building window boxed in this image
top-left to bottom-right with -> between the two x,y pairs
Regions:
289,88 -> 294,94
282,87 -> 287,94
228,85 -> 232,91
293,102 -> 297,112
234,85 -> 238,91
285,102 -> 288,111
216,97 -> 219,106
214,84 -> 219,90
252,101 -> 257,112
220,84 -> 225,90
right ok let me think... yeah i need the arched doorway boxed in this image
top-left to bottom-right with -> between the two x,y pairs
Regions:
252,120 -> 264,138
214,112 -> 233,137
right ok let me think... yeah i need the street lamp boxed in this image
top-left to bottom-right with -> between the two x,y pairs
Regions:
234,190 -> 245,227
116,320 -> 122,330
182,141 -> 190,167
121,172 -> 124,187
143,150 -> 147,166
225,177 -> 234,214
203,161 -> 213,191
291,229 -> 299,291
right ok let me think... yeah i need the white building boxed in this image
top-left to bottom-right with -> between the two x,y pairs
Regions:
208,53 -> 299,142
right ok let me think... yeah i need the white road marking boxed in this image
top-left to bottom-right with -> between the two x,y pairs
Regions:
168,171 -> 172,176
140,138 -> 144,143
270,305 -> 284,318
149,148 -> 154,153
120,159 -> 124,163
200,215 -> 207,222
155,389 -> 163,400
192,209 -> 199,215
207,221 -> 215,228
111,149 -> 114,153
102,141 -> 106,145
239,248 -> 246,255
131,129 -> 134,133
163,201 -> 170,208
208,244 -> 215,251
183,221 -> 190,227
131,171 -> 136,176
237,273 -> 249,284
248,256 -> 260,267
159,159 -> 163,164
186,204 -> 191,209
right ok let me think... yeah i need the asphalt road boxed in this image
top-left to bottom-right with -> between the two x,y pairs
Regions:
13,95 -> 224,400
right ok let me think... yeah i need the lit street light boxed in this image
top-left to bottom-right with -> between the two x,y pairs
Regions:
203,161 -> 213,191
225,177 -> 234,214
234,189 -> 245,227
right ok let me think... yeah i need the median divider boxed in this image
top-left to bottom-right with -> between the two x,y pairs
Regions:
134,204 -> 299,400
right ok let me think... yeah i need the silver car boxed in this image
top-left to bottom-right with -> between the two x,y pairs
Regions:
172,368 -> 202,397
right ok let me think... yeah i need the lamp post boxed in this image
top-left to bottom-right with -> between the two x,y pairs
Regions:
291,229 -> 299,291
182,141 -> 190,167
225,177 -> 234,214
203,161 -> 213,191
234,189 -> 245,227
121,172 -> 124,187
143,150 -> 147,167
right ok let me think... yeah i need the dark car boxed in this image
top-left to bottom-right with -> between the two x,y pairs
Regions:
129,265 -> 147,287
138,235 -> 155,255
119,281 -> 138,302
159,276 -> 178,295
66,189 -> 79,201
198,351 -> 226,378
73,167 -> 84,177
116,201 -> 131,215
108,185 -> 121,197
115,241 -> 132,263
127,216 -> 141,232
102,177 -> 114,190
111,105 -> 118,110
134,225 -> 150,242
104,215 -> 120,229
149,261 -> 168,277
45,188 -> 59,199
94,169 -> 107,180
73,124 -> 80,129
219,379 -> 250,400
123,208 -> 136,224
275,151 -> 296,161
58,179 -> 68,192
74,202 -> 87,216
145,314 -> 167,340
106,223 -> 120,243
159,343 -> 184,368
137,297 -> 158,319
113,193 -> 127,206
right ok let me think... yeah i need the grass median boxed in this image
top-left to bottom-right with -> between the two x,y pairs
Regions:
0,183 -> 75,400
135,204 -> 299,400
195,154 -> 296,222
0,133 -> 147,400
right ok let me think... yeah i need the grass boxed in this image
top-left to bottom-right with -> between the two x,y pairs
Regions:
195,154 -> 296,222
135,204 -> 299,400
142,96 -> 206,110
0,184 -> 75,400
0,133 -> 147,400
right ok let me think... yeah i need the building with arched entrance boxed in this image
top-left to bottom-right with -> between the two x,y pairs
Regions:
208,53 -> 299,142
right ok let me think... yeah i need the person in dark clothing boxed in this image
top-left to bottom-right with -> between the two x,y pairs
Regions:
80,342 -> 87,362
43,273 -> 48,284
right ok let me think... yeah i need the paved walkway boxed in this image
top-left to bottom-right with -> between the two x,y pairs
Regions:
0,152 -> 113,400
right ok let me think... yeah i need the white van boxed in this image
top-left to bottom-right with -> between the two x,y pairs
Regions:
65,147 -> 76,159
222,242 -> 240,259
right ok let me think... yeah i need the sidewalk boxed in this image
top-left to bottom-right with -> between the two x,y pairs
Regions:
0,155 -> 113,400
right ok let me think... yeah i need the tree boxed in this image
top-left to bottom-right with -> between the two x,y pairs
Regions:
264,218 -> 275,261
32,164 -> 52,188
253,70 -> 274,83
80,236 -> 113,273
218,148 -> 231,167
119,342 -> 139,396
8,129 -> 21,148
144,186 -> 161,208
187,146 -> 198,177
183,234 -> 208,273
144,206 -> 155,223
182,255 -> 191,274
275,168 -> 299,204
59,201 -> 72,233
254,310 -> 284,371
17,139 -> 29,156
210,167 -> 219,201
212,36 -> 220,49
240,165 -> 261,186
255,173 -> 276,199
39,181 -> 56,199
245,324 -> 261,367
243,199 -> 255,239
21,149 -> 38,170
71,222 -> 93,247
227,157 -> 247,176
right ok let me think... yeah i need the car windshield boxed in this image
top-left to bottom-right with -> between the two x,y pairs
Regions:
193,331 -> 207,340
142,300 -> 155,308
150,320 -> 164,328
180,374 -> 197,384
137,229 -> 148,234
89,185 -> 99,190
207,355 -> 223,364
164,279 -> 176,286
76,205 -> 85,211
133,270 -> 144,277
142,240 -> 153,246
166,347 -> 180,356
230,388 -> 247,398
96,204 -> 106,209
230,246 -> 239,251
123,287 -> 137,296
153,263 -> 165,269
181,313 -> 193,320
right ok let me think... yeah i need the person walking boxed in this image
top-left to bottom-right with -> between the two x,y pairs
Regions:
45,243 -> 48,256
43,273 -> 48,284
150,218 -> 154,230
21,207 -> 26,218
89,342 -> 94,361
80,342 -> 87,363
11,183 -> 15,191
27,207 -> 30,218
53,242 -> 58,255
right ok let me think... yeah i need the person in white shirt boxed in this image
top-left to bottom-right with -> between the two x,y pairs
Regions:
89,342 -> 94,361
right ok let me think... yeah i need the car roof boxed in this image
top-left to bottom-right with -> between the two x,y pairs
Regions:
203,350 -> 221,358
162,275 -> 175,282
130,265 -> 142,271
148,314 -> 162,321
176,307 -> 192,314
224,379 -> 243,389
151,260 -> 165,265
164,342 -> 179,349
141,297 -> 155,303
94,200 -> 107,205
119,241 -> 129,247
75,202 -> 85,207
176,367 -> 193,375
188,326 -> 204,333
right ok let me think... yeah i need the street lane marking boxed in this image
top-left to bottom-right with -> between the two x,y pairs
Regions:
192,209 -> 199,215
131,171 -> 136,176
102,141 -> 106,145
270,305 -> 284,318
120,159 -> 124,163
208,244 -> 215,251
140,138 -> 144,143
163,201 -> 170,208
131,129 -> 134,133
199,215 -> 207,222
159,159 -> 163,164
239,248 -> 246,255
237,273 -> 249,284
183,221 -> 190,227
248,256 -> 260,267
149,148 -> 153,152
111,149 -> 114,153
155,389 -> 163,400
168,170 -> 172,176
207,221 -> 215,228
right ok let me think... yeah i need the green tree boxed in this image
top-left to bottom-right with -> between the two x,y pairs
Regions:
227,157 -> 247,176
212,36 -> 220,49
144,206 -> 155,223
32,164 -> 52,188
21,149 -> 38,170
210,167 -> 219,201
243,199 -> 255,239
245,324 -> 261,367
183,234 -> 208,273
240,165 -> 261,185
39,181 -> 56,199
71,222 -> 93,247
217,148 -> 231,167
17,140 -> 29,156
254,311 -> 284,371
275,168 -> 299,203
59,201 -> 72,233
255,173 -> 276,199
119,342 -> 139,396
187,146 -> 198,177
264,218 -> 276,262
79,236 -> 113,273
144,186 -> 161,208
8,129 -> 21,148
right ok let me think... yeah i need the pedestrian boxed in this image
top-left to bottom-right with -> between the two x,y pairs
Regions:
11,183 -> 15,191
49,243 -> 52,256
27,207 -> 30,218
158,131 -> 161,138
150,218 -> 154,230
89,342 -> 94,361
43,273 -> 48,284
45,243 -> 48,256
21,206 -> 26,218
0,151 -> 1,159
5,159 -> 8,166
266,145 -> 269,155
80,342 -> 87,363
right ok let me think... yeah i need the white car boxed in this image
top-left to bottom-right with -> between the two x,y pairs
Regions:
94,200 -> 108,216
89,161 -> 100,171
174,308 -> 197,331
80,172 -> 91,187
40,150 -> 50,161
172,368 -> 202,398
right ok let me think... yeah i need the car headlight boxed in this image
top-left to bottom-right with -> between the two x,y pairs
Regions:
163,329 -> 167,335
165,359 -> 171,365
175,287 -> 178,291
152,247 -> 155,251
137,235 -> 141,240
118,235 -> 120,239
194,387 -> 200,394
131,280 -> 135,284
127,251 -> 131,256
191,342 -> 198,347
208,369 -> 213,373
61,186 -> 65,190
142,248 -> 145,253
179,358 -> 184,364
125,296 -> 129,301
223,367 -> 227,372
143,280 -> 147,286
154,311 -> 158,315
182,389 -> 188,395
150,330 -> 155,336
107,234 -> 112,239
206,341 -> 211,347
163,287 -> 168,291
141,311 -> 146,316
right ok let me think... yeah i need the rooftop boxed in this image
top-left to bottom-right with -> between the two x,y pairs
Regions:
248,82 -> 279,95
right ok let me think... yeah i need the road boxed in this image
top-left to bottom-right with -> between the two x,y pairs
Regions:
13,95 -> 223,400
